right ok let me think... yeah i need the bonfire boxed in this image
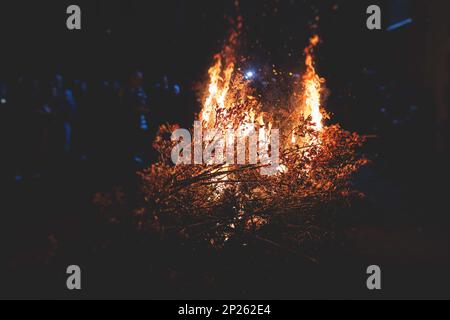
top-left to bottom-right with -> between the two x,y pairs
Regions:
96,20 -> 368,254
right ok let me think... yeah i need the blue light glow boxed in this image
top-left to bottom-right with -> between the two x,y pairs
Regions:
140,115 -> 149,131
386,18 -> 413,32
245,70 -> 255,80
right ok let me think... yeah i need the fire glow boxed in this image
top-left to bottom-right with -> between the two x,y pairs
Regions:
301,35 -> 325,132
132,21 -> 368,249
173,31 -> 327,173
170,34 -> 325,175
171,121 -> 280,175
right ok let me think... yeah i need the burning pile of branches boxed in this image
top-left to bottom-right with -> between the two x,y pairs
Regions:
139,124 -> 366,250
127,29 -> 369,251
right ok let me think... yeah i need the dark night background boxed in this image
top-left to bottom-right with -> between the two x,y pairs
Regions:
0,0 -> 449,299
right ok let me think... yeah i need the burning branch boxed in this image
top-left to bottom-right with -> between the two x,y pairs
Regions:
95,30 -> 368,253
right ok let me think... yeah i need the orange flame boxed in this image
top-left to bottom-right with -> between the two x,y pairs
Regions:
200,54 -> 234,128
199,25 -> 268,139
301,35 -> 325,132
200,31 -> 326,161
290,35 -> 325,145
